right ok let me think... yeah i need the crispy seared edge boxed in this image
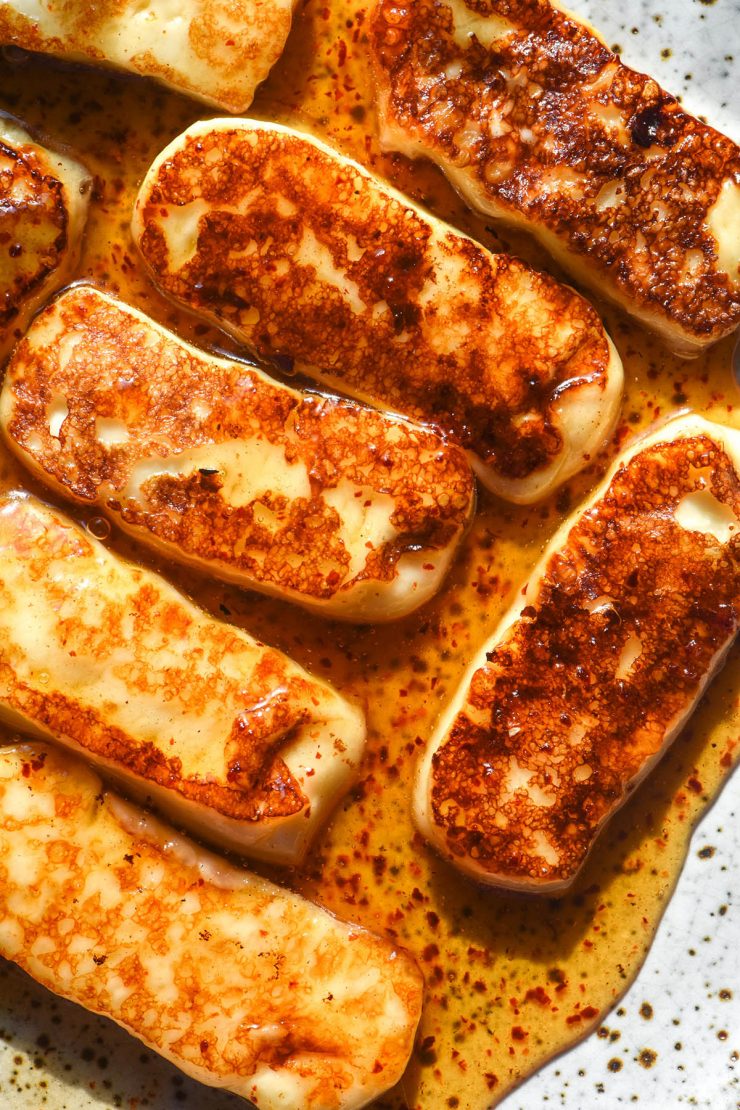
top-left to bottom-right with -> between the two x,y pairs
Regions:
413,414 -> 740,892
131,116 -> 624,503
0,491 -> 367,866
370,0 -> 740,355
0,113 -> 90,352
0,284 -> 475,622
0,0 -> 298,112
0,741 -> 423,1109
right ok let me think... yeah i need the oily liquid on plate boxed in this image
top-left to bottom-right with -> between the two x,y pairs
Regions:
0,4 -> 738,1108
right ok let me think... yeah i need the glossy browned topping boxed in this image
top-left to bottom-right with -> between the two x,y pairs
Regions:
0,743 -> 424,1106
431,435 -> 740,884
4,285 -> 473,601
0,495 -> 335,823
371,0 -> 740,345
0,0 -> 295,112
134,123 -> 615,486
2,668 -> 307,823
0,137 -> 68,330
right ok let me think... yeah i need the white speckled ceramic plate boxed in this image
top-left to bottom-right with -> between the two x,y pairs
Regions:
0,2 -> 738,1108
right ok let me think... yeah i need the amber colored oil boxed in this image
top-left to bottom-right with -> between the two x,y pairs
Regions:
0,3 -> 738,1108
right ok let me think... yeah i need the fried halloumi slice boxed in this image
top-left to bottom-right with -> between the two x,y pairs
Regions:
0,493 -> 366,865
415,415 -> 740,892
370,0 -> 740,356
0,742 -> 423,1108
0,285 -> 474,621
132,118 -> 623,504
0,114 -> 90,353
0,0 -> 295,112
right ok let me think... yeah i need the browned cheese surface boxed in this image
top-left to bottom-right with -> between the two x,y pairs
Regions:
0,134 -> 68,332
370,0 -> 740,348
134,123 -> 616,490
0,742 -> 423,1108
0,2 -> 739,1108
2,285 -> 473,606
0,494 -> 353,827
431,434 -> 740,885
0,0 -> 296,112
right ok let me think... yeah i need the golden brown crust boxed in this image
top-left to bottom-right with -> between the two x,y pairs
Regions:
0,495 -> 366,859
133,120 -> 621,500
2,285 -> 474,611
370,0 -> 740,349
0,742 -> 424,1108
428,431 -> 740,886
0,0 -> 295,112
0,136 -> 68,331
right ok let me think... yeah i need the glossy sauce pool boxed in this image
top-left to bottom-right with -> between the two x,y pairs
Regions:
0,3 -> 738,1108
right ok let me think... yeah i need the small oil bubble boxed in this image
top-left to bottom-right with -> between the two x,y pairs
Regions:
87,516 -> 111,541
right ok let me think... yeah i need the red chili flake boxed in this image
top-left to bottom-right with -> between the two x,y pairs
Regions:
548,967 -> 567,987
524,987 -> 551,1006
485,1073 -> 499,1090
687,777 -> 703,794
372,856 -> 387,878
511,1027 -> 528,1041
372,1060 -> 383,1073
566,1014 -> 582,1025
422,944 -> 439,961
582,1006 -> 599,1020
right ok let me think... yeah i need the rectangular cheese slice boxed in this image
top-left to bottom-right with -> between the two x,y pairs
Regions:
0,0 -> 296,112
370,0 -> 740,355
0,741 -> 423,1109
0,284 -> 474,622
415,415 -> 740,891
132,118 -> 623,504
0,493 -> 366,865
0,113 -> 90,354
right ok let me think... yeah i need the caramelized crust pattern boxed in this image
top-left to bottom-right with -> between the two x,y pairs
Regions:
370,0 -> 740,353
1,284 -> 474,620
0,494 -> 366,864
0,117 -> 89,350
0,743 -> 423,1109
416,418 -> 740,890
0,0 -> 296,112
132,119 -> 623,503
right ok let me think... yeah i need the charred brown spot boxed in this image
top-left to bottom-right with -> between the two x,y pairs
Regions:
4,286 -> 474,602
0,138 -> 68,329
430,435 -> 740,885
370,0 -> 740,345
134,125 -> 614,487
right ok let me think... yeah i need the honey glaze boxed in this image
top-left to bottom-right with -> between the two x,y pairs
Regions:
0,3 -> 738,1109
